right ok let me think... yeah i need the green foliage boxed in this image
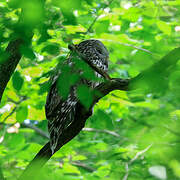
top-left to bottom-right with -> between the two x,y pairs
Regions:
41,44 -> 60,55
77,85 -> 93,109
16,105 -> 28,123
12,71 -> 24,91
0,0 -> 180,179
57,64 -> 80,99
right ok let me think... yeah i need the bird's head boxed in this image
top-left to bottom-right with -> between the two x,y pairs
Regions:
68,39 -> 109,70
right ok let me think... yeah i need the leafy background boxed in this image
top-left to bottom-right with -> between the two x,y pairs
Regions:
0,0 -> 180,179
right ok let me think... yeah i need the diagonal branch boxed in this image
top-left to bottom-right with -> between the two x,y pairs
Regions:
18,78 -> 129,180
18,46 -> 180,179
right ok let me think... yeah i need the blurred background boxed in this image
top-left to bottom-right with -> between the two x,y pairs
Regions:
0,0 -> 180,179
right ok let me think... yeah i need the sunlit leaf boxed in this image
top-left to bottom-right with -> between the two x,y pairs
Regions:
77,84 -> 93,109
63,163 -> 80,174
95,20 -> 109,34
157,20 -> 171,35
16,105 -> 28,122
5,133 -> 25,149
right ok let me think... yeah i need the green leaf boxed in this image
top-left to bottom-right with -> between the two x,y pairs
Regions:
169,70 -> 180,99
0,51 -> 10,63
77,84 -> 93,109
157,20 -> 171,35
16,106 -> 28,122
63,163 -> 80,174
7,0 -> 21,9
21,0 -> 45,27
57,67 -> 79,99
95,20 -> 109,34
95,165 -> 111,178
20,46 -> 36,60
62,11 -> 77,25
38,81 -> 50,94
5,133 -> 25,149
42,44 -> 60,55
12,71 -> 24,91
130,47 -> 180,94
84,0 -> 92,5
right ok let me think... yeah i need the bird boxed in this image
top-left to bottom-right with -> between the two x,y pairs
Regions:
45,39 -> 109,154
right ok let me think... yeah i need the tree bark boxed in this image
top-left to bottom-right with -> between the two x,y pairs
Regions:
0,38 -> 23,103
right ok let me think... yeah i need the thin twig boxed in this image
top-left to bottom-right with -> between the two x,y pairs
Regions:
71,161 -> 95,172
163,125 -> 180,136
22,124 -> 119,139
21,122 -> 49,139
0,119 -> 49,139
118,42 -> 153,55
122,144 -> 152,180
100,39 -> 157,56
129,144 -> 152,164
2,107 -> 17,123
2,96 -> 27,123
82,127 -> 119,137
7,95 -> 27,104
7,97 -> 19,104
123,163 -> 129,180
2,106 -> 118,140
1,95 -> 49,140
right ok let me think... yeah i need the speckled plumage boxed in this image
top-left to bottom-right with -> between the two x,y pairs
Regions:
45,39 -> 109,153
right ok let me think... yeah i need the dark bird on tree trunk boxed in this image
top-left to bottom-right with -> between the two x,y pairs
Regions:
45,39 -> 109,154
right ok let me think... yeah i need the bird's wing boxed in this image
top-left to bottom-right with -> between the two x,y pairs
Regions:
45,80 -> 62,119
45,76 -> 78,153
